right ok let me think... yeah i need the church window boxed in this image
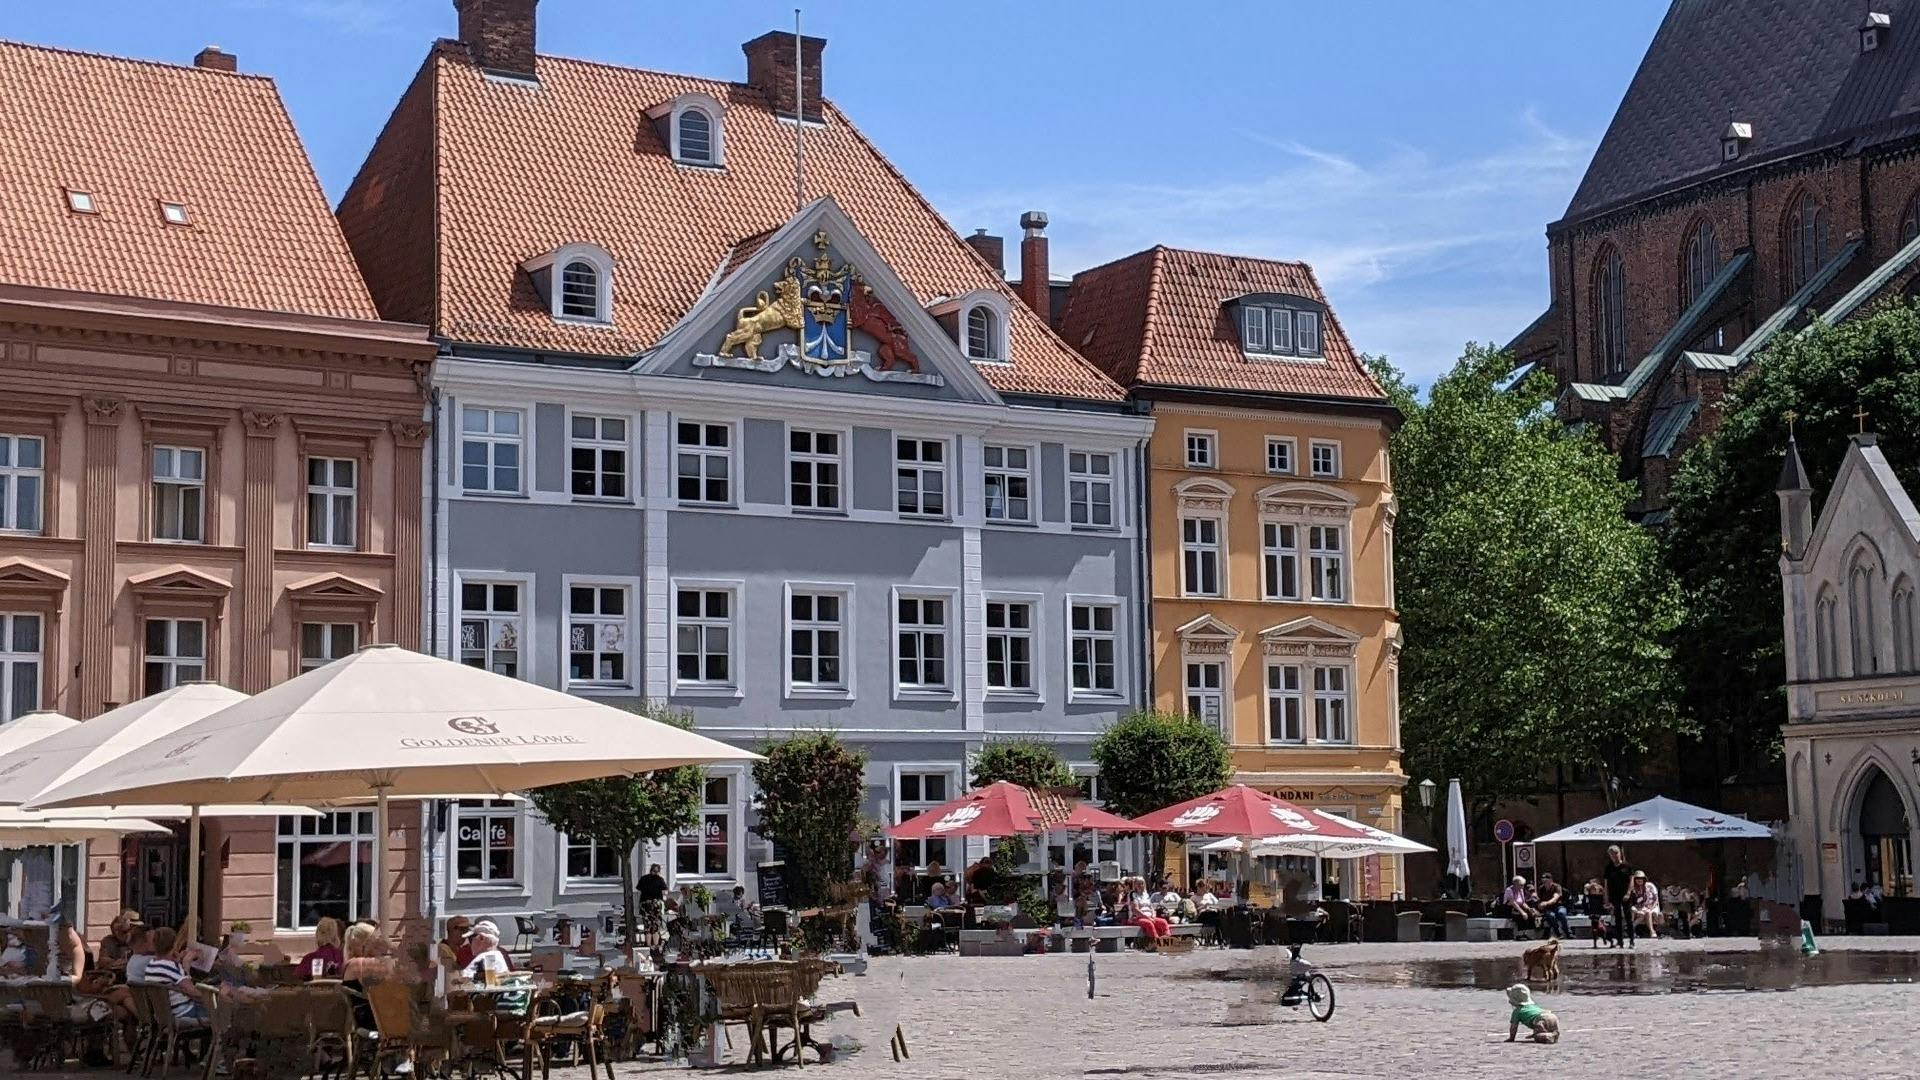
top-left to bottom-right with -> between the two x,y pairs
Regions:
1682,221 -> 1718,308
1593,247 -> 1628,377
1892,577 -> 1916,672
1849,553 -> 1882,675
1786,192 -> 1827,294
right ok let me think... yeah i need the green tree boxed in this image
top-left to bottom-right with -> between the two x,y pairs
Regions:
1665,302 -> 1920,770
970,738 -> 1073,791
1381,345 -> 1684,818
752,733 -> 868,908
1089,711 -> 1232,819
526,702 -> 704,954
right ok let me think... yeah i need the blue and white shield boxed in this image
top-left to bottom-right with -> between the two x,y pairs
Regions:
800,266 -> 852,363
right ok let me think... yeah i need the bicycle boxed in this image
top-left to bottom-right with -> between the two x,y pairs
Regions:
1278,941 -> 1336,1021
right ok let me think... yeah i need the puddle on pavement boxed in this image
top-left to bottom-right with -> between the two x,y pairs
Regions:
1185,947 -> 1920,995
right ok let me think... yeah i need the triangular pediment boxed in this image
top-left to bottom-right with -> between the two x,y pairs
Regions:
635,197 -> 1003,405
284,572 -> 383,603
1175,614 -> 1240,640
126,565 -> 230,599
0,557 -> 70,593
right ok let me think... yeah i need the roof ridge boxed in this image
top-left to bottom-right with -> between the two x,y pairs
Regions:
1297,261 -> 1384,397
1155,244 -> 1316,271
1067,245 -> 1163,282
1134,246 -> 1170,382
0,37 -> 271,82
439,39 -> 748,97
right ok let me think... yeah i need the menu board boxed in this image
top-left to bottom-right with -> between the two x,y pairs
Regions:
756,860 -> 789,909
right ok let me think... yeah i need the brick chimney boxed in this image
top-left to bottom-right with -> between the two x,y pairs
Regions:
1018,211 -> 1050,317
964,229 -> 1005,277
192,45 -> 237,72
455,0 -> 539,79
743,30 -> 826,123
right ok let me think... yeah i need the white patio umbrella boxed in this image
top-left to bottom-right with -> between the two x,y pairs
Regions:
1249,811 -> 1437,859
31,645 -> 761,928
1445,778 -> 1471,897
0,711 -> 172,843
1532,796 -> 1774,843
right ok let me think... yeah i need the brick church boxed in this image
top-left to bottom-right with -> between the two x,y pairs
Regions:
1510,0 -> 1920,519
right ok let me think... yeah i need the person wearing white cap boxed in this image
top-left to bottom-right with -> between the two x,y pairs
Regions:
459,919 -> 509,982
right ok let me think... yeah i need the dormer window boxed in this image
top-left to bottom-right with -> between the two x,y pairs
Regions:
1863,12 -> 1891,53
650,93 -> 726,168
935,289 -> 1011,364
1722,121 -> 1752,163
525,243 -> 614,325
1237,296 -> 1325,360
965,305 -> 1001,361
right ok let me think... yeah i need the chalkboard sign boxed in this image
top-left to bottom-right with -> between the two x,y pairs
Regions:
756,860 -> 789,909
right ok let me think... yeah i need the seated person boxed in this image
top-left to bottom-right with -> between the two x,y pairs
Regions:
721,885 -> 761,934
342,921 -> 398,983
924,881 -> 955,911
1533,873 -> 1571,938
1496,875 -> 1537,928
1630,871 -> 1663,939
1127,878 -> 1170,944
97,910 -> 141,978
144,928 -> 213,1024
0,929 -> 31,975
457,920 -> 510,982
1158,883 -> 1185,921
299,916 -> 345,979
436,915 -> 474,973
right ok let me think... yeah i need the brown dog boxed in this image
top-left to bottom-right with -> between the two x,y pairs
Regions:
1522,936 -> 1562,984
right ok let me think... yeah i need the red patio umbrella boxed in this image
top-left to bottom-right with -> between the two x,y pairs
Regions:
884,780 -> 1045,840
1130,784 -> 1376,841
1047,799 -> 1143,832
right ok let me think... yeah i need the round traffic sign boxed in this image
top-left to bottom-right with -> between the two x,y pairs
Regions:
1493,818 -> 1515,843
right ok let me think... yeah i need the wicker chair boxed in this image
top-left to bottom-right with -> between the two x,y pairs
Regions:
353,981 -> 419,1078
300,984 -> 356,1079
128,983 -> 210,1080
527,996 -> 614,1080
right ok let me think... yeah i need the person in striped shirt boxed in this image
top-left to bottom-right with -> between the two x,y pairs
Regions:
142,927 -> 212,1022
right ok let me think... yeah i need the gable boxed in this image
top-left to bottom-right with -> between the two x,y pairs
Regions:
1806,441 -> 1920,571
126,565 -> 231,599
636,198 -> 1002,406
285,572 -> 384,603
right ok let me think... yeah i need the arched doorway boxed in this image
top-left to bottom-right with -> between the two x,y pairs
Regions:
1857,767 -> 1912,895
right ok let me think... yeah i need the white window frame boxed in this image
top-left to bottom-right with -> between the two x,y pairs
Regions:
562,575 -> 639,692
1184,659 -> 1227,737
1243,306 -> 1267,351
1067,449 -> 1117,530
672,769 -> 743,884
786,425 -> 848,514
674,418 -> 736,507
1265,436 -> 1296,476
541,243 -> 614,324
273,810 -> 375,931
1068,764 -> 1118,864
1313,664 -> 1354,744
568,411 -> 632,502
0,613 -> 41,722
1180,514 -> 1224,598
454,572 -> 532,681
1184,430 -> 1218,470
1265,662 -> 1304,744
894,436 -> 949,519
1296,310 -> 1323,356
150,444 -> 206,542
983,592 -> 1042,700
1309,440 -> 1342,478
671,578 -> 742,697
1384,520 -> 1397,610
983,443 -> 1035,525
305,456 -> 357,550
0,435 -> 45,535
947,290 -> 1010,364
664,95 -> 726,168
143,617 -> 206,694
784,581 -> 853,699
675,105 -> 717,165
892,764 -> 963,870
459,405 -> 526,497
557,832 -> 624,892
1262,519 -> 1302,602
1066,595 -> 1125,702
451,798 -> 524,891
964,304 -> 1001,362
299,621 -> 359,673
892,587 -> 956,699
1308,524 -> 1347,603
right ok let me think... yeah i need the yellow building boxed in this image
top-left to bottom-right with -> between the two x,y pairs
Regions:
1058,246 -> 1405,899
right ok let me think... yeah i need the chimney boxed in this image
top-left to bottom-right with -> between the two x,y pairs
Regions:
743,30 -> 825,123
192,45 -> 237,72
454,0 -> 539,79
1018,211 -> 1050,317
964,229 -> 1005,277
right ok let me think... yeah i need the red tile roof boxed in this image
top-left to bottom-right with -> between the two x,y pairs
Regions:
1057,246 -> 1385,402
339,44 -> 1122,402
0,40 -> 380,321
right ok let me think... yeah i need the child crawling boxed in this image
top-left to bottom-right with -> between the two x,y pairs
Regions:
1505,983 -> 1560,1044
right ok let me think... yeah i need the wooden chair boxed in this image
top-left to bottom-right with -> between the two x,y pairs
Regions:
356,981 -> 418,1078
527,997 -> 613,1080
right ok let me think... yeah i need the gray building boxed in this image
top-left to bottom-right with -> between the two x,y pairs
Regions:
335,10 -> 1150,920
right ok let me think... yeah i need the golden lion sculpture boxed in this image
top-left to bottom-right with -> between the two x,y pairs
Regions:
719,274 -> 804,358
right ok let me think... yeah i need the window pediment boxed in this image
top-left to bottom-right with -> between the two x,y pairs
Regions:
127,565 -> 230,602
1258,481 -> 1354,520
1176,614 -> 1240,655
0,557 -> 69,594
1260,616 -> 1360,658
1174,476 -> 1234,514
285,572 -> 383,605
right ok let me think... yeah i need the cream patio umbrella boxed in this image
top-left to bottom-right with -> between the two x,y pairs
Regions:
0,712 -> 169,843
31,645 -> 762,927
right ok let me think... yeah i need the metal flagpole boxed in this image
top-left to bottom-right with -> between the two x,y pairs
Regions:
793,8 -> 805,211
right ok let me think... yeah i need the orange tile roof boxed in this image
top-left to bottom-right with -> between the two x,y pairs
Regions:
1057,246 -> 1385,402
0,40 -> 380,322
340,43 -> 1122,402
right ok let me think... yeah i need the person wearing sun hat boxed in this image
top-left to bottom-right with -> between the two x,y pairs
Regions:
1505,983 -> 1560,1044
1629,869 -> 1663,940
459,919 -> 509,982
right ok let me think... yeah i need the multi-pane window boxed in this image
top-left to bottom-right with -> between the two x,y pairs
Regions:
1069,602 -> 1119,696
1682,221 -> 1719,308
565,835 -> 621,883
895,437 -> 946,517
299,622 -> 358,673
275,811 -> 373,930
559,261 -> 602,320
0,614 -> 40,721
895,772 -> 952,869
1185,661 -> 1225,735
567,585 -> 630,688
1269,309 -> 1295,352
1594,248 -> 1628,376
965,306 -> 1000,361
1314,666 -> 1352,743
143,618 -> 205,694
676,775 -> 732,878
459,581 -> 522,677
151,445 -> 205,542
1309,525 -> 1346,601
454,799 -> 519,884
0,436 -> 44,534
787,591 -> 845,692
788,429 -> 843,512
1263,521 -> 1300,601
1243,306 -> 1267,351
570,415 -> 628,499
895,594 -> 949,692
983,445 -> 1032,523
460,407 -> 523,495
675,421 -> 732,505
1243,304 -> 1321,356
305,457 -> 356,549
1181,517 -> 1222,597
1786,192 -> 1827,294
1067,451 -> 1114,528
677,108 -> 714,164
1266,437 -> 1295,475
1185,432 -> 1216,469
1309,441 -> 1341,478
1296,311 -> 1322,356
984,600 -> 1035,693
1266,664 -> 1303,743
675,588 -> 734,689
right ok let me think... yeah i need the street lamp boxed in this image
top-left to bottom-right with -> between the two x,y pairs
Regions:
1418,778 -> 1437,809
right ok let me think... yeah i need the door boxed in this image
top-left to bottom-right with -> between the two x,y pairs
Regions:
124,836 -> 182,931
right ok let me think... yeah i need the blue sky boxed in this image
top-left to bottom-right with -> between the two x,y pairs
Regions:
5,1 -> 1668,383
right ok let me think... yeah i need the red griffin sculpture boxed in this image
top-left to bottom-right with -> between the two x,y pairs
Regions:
850,283 -> 921,375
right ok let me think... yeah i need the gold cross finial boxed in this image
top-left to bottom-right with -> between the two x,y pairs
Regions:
1784,409 -> 1797,438
812,229 -> 830,251
1855,404 -> 1870,434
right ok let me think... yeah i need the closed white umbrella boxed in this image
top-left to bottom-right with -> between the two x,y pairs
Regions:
1445,778 -> 1471,896
1533,795 -> 1774,843
32,645 -> 761,927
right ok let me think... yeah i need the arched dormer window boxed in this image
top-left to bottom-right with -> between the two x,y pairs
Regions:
525,243 -> 614,324
677,107 -> 714,164
965,305 -> 1000,361
1593,246 -> 1627,378
560,260 -> 601,319
1848,546 -> 1883,675
1816,586 -> 1839,679
934,289 -> 1010,364
648,92 -> 726,168
1681,220 -> 1718,308
1892,574 -> 1916,672
1786,191 -> 1827,294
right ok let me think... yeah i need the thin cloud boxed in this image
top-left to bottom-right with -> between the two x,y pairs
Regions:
225,0 -> 405,36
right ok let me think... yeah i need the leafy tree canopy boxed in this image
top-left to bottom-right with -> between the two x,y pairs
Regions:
752,732 -> 868,909
970,738 -> 1074,791
1089,711 -> 1232,819
1378,345 -> 1684,815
